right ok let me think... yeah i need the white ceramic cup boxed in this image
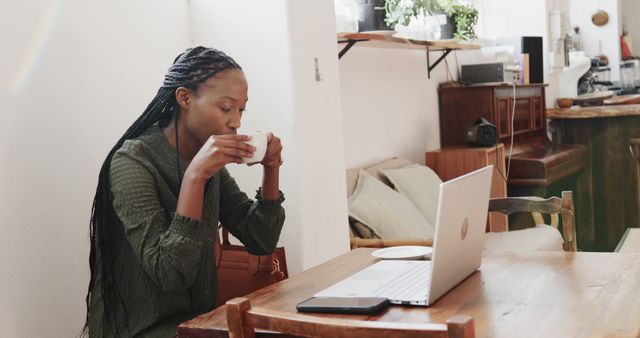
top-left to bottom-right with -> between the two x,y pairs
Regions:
242,131 -> 269,164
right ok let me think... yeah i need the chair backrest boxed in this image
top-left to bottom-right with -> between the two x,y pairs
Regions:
488,191 -> 576,251
226,297 -> 475,338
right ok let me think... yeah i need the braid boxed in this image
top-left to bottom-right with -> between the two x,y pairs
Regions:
82,47 -> 241,337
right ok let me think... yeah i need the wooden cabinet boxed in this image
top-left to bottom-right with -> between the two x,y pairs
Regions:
426,144 -> 508,232
495,87 -> 545,138
438,84 -> 547,147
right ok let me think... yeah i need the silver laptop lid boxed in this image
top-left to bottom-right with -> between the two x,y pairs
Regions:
427,165 -> 493,305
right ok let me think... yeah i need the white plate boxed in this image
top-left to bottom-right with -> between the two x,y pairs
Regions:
371,246 -> 433,260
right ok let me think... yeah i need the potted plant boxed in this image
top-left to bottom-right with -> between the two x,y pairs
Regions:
433,0 -> 456,39
382,0 -> 444,28
382,0 -> 478,41
356,0 -> 391,32
445,3 -> 478,40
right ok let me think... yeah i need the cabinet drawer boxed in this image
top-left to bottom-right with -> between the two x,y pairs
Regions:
439,84 -> 547,147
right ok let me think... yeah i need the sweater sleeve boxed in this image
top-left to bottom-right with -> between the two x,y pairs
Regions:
109,151 -> 208,292
218,168 -> 285,255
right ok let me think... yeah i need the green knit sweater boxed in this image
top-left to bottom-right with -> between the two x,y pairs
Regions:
88,126 -> 285,337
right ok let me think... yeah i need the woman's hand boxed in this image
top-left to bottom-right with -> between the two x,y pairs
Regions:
258,133 -> 283,168
177,134 -> 253,220
257,133 -> 282,201
186,134 -> 255,180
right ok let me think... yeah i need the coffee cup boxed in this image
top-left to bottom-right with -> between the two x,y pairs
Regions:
242,131 -> 269,164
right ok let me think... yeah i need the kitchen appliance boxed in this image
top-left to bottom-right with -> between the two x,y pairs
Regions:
461,62 -> 521,84
621,60 -> 640,87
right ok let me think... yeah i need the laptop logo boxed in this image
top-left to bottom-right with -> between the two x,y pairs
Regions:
461,217 -> 469,240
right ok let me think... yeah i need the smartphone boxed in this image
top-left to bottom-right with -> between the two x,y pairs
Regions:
296,297 -> 389,315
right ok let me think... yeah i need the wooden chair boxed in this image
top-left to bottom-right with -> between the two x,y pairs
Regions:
488,191 -> 577,252
351,191 -> 576,252
226,297 -> 475,338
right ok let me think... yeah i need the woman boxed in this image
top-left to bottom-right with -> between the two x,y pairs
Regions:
84,47 -> 285,337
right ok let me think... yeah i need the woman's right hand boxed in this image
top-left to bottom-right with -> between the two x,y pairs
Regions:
186,134 -> 255,180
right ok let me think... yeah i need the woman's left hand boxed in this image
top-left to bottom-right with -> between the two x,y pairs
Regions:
257,133 -> 283,168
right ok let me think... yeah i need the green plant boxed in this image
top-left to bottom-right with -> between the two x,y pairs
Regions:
447,4 -> 478,40
434,0 -> 454,14
382,1 -> 478,40
382,0 -> 450,28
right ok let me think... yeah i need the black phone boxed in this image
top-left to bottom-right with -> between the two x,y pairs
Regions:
296,297 -> 389,315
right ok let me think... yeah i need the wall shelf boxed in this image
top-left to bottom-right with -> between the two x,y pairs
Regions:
337,31 -> 479,78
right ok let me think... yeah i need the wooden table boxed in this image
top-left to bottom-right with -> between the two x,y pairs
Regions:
179,248 -> 640,338
616,228 -> 640,252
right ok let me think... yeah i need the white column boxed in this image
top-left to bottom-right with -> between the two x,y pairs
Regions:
189,0 -> 350,273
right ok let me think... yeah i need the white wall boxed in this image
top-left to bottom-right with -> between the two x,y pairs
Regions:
189,0 -> 350,274
480,0 -> 550,84
621,0 -> 640,56
569,0 -> 621,81
286,1 -> 352,268
340,46 -> 452,167
481,0 -> 548,42
0,1 -> 190,337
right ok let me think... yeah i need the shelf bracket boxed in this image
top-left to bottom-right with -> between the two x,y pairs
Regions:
426,48 -> 452,79
338,37 -> 458,79
338,39 -> 369,59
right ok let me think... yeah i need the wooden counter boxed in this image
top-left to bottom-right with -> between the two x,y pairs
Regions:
547,104 -> 640,119
548,104 -> 640,251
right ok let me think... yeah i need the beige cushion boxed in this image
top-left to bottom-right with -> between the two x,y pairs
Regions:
364,157 -> 413,184
346,157 -> 413,198
484,225 -> 564,252
348,170 -> 434,241
381,164 -> 442,226
346,168 -> 360,198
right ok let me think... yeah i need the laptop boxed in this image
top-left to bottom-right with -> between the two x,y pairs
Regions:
314,165 -> 493,306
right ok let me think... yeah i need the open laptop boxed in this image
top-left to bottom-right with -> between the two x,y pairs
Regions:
314,165 -> 493,306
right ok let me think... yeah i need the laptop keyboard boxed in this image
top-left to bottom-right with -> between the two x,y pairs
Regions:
372,262 -> 431,300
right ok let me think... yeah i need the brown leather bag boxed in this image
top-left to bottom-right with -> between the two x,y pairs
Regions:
215,226 -> 288,306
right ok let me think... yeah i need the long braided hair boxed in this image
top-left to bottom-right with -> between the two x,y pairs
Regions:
83,47 -> 241,336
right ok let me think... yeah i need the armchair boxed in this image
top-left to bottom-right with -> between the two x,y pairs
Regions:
347,158 -> 577,252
